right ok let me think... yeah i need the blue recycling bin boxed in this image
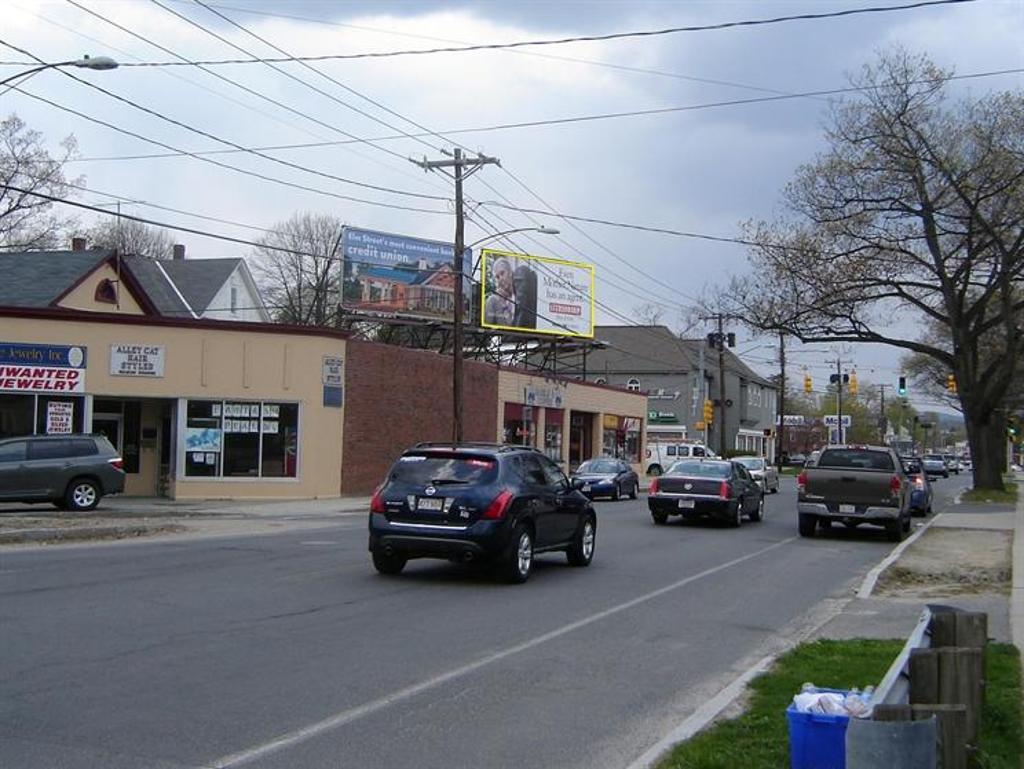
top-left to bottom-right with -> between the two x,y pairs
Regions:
786,690 -> 851,769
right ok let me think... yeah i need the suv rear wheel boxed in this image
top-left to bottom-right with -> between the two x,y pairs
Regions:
567,516 -> 596,567
372,550 -> 408,575
65,478 -> 100,511
798,513 -> 817,537
885,517 -> 906,542
502,524 -> 533,583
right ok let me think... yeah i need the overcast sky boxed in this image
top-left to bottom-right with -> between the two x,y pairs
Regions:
3,0 -> 1021,412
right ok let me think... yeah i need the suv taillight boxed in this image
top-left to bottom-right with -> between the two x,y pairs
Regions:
649,478 -> 659,494
890,475 -> 902,495
370,486 -> 387,514
482,490 -> 514,520
108,457 -> 124,470
797,471 -> 807,493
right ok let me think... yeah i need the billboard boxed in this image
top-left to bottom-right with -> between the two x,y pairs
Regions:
480,249 -> 595,338
341,226 -> 471,321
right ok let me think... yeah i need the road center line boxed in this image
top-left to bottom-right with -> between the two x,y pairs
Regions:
207,536 -> 798,768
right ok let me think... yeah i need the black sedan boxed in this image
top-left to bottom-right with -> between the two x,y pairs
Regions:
571,458 -> 639,501
647,459 -> 764,527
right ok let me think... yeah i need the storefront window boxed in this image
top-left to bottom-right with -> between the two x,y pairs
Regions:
544,407 -> 563,463
184,399 -> 299,479
0,394 -> 33,439
261,403 -> 298,478
625,429 -> 640,463
503,403 -> 535,447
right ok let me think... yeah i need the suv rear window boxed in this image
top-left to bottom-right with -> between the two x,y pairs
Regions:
27,438 -> 99,460
818,449 -> 894,470
389,453 -> 499,485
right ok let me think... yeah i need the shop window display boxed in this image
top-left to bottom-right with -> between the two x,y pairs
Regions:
185,399 -> 299,479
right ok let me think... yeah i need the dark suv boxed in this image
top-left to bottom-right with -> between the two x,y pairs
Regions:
368,443 -> 597,583
0,434 -> 125,511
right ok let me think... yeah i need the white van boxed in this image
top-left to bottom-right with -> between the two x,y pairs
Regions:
645,442 -> 716,476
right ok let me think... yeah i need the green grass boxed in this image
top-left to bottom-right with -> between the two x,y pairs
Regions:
655,640 -> 1022,769
962,482 -> 1018,504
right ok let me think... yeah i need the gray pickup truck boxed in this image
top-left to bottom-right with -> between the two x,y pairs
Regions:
797,445 -> 911,542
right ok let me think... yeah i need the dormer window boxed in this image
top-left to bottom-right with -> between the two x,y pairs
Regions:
94,279 -> 118,304
627,378 -> 641,392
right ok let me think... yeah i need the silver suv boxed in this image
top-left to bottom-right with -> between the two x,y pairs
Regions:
0,434 -> 125,511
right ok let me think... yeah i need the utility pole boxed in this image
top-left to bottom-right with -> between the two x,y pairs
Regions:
698,342 -> 707,445
878,384 -> 889,444
835,358 -> 844,444
717,314 -> 727,456
412,148 -> 500,443
777,332 -> 786,472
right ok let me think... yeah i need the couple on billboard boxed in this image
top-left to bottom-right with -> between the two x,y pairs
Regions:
483,255 -> 537,330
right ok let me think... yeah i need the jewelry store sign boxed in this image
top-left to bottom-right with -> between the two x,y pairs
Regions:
110,344 -> 165,377
0,342 -> 86,393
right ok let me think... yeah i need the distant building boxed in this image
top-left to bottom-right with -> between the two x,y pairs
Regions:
582,325 -> 779,460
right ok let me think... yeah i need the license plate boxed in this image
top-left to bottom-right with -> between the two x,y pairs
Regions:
678,499 -> 695,509
417,498 -> 444,511
839,504 -> 856,514
582,484 -> 592,492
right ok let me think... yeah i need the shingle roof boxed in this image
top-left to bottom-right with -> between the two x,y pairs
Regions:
591,325 -> 699,373
158,258 -> 242,313
0,250 -> 112,307
120,254 -> 192,317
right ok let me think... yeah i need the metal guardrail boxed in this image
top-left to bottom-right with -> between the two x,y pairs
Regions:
870,606 -> 933,707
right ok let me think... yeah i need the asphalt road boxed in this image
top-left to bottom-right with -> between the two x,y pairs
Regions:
1,474 -> 972,769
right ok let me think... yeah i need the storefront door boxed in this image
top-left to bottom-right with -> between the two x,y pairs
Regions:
569,411 -> 593,471
92,414 -> 123,454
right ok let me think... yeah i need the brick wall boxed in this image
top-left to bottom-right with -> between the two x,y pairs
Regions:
342,340 -> 499,494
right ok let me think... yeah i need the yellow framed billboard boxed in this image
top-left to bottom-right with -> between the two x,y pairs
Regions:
480,249 -> 595,338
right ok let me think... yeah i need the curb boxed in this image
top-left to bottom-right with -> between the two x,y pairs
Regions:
856,513 -> 942,599
0,525 -> 177,544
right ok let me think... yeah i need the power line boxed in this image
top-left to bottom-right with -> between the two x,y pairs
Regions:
111,1 -> 978,68
65,66 -> 1024,165
7,83 -> 450,216
2,37 -> 446,203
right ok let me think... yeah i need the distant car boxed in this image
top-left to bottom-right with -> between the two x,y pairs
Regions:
647,458 -> 764,527
942,454 -> 961,475
903,458 -> 933,517
804,450 -> 822,468
0,434 -> 125,511
571,458 -> 639,501
787,453 -> 807,467
367,443 -> 597,583
734,456 -> 780,493
645,442 -> 716,476
921,454 -> 949,478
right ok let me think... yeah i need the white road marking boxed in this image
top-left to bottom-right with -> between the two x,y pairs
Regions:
299,541 -> 338,546
207,537 -> 798,768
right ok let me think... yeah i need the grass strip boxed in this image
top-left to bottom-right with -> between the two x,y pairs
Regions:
655,640 -> 1021,769
962,482 -> 1018,504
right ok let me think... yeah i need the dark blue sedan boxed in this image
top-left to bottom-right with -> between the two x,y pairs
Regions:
904,458 -> 933,516
571,458 -> 639,501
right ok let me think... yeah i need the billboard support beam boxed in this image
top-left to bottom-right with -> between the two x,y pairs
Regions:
412,148 -> 500,444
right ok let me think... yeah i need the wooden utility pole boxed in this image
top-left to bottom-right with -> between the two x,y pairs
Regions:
412,148 -> 500,443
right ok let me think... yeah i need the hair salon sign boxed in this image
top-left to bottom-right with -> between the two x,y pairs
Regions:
110,344 -> 165,378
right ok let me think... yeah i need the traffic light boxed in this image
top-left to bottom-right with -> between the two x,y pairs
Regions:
803,374 -> 812,394
946,374 -> 958,394
898,376 -> 907,396
702,398 -> 714,423
849,371 -> 858,396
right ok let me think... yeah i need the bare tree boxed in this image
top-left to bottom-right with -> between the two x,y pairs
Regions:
632,302 -> 665,326
250,212 -> 344,326
729,49 -> 1023,489
87,218 -> 175,259
0,114 -> 81,250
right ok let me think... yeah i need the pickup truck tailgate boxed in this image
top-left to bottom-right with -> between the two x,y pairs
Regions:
803,467 -> 897,506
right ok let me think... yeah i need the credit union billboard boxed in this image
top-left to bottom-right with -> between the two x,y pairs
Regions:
480,249 -> 594,338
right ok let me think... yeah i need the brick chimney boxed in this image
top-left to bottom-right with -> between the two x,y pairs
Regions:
71,236 -> 87,251
173,244 -> 186,260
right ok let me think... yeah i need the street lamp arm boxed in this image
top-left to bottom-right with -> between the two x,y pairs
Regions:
0,55 -> 118,88
466,226 -> 559,252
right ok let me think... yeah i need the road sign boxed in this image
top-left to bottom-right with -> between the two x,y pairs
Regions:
823,415 -> 852,427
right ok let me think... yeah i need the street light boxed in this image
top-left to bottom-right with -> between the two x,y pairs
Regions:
1,55 -> 119,88
468,226 -> 560,272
